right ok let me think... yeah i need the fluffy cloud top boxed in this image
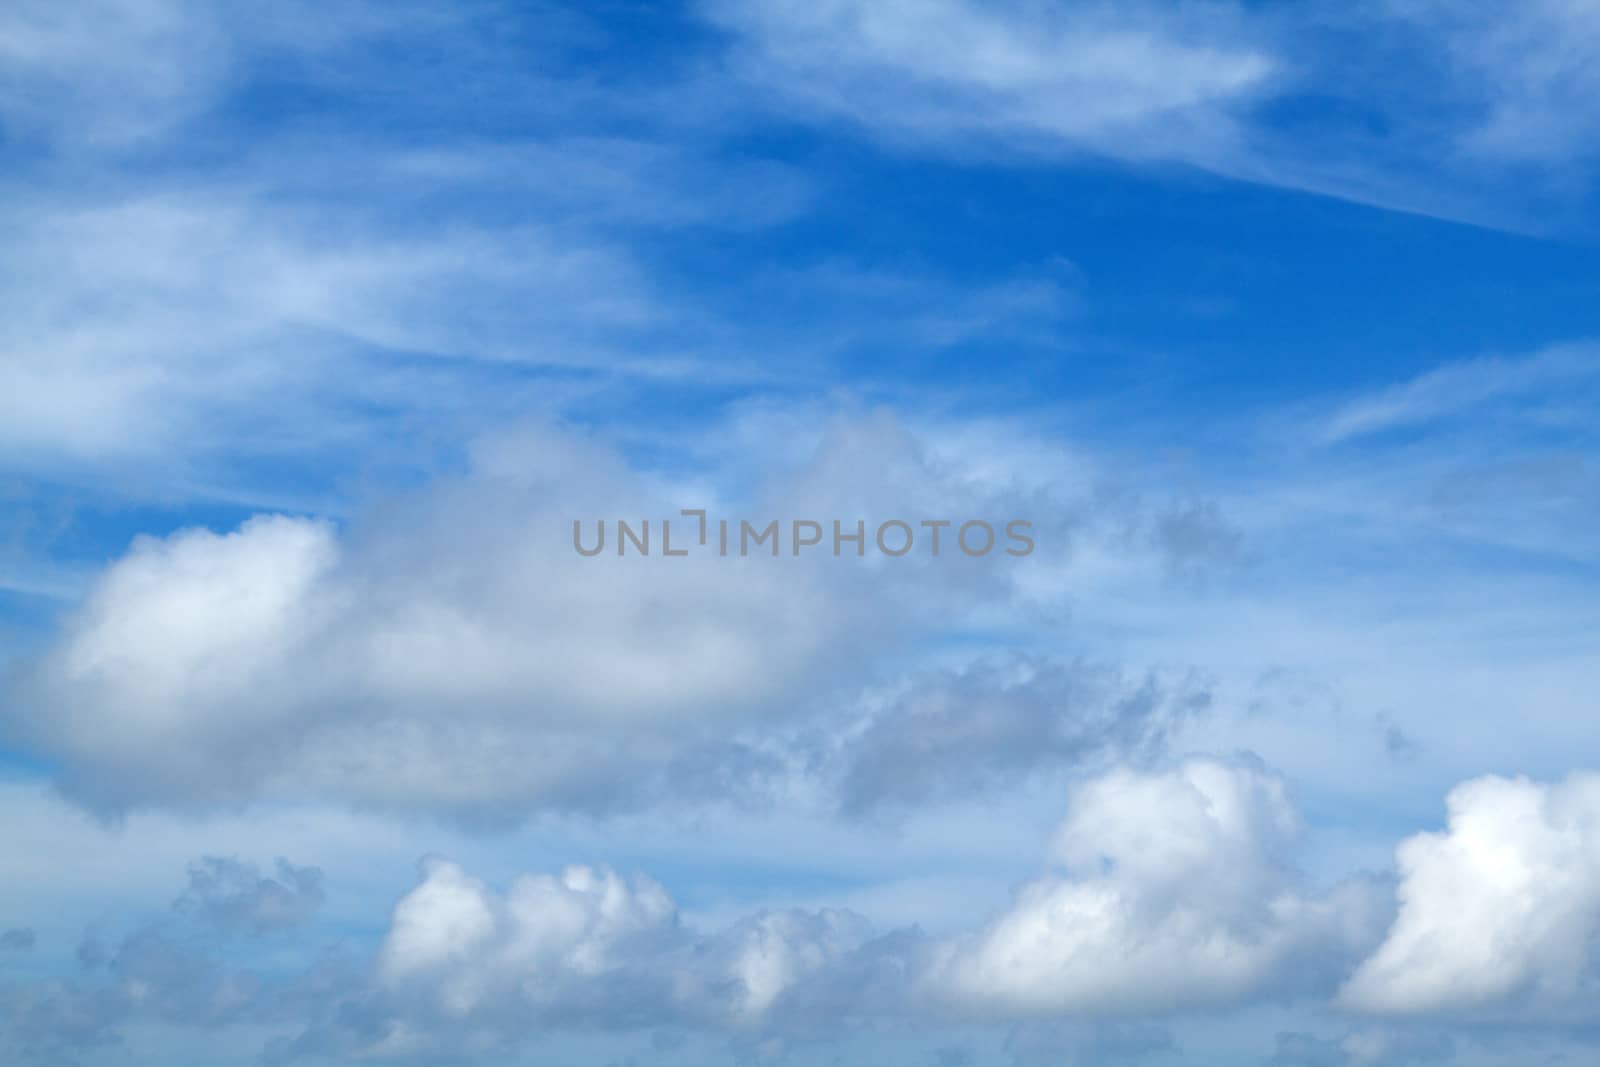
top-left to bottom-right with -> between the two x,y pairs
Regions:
1341,772 -> 1600,1018
930,759 -> 1384,1015
368,856 -> 874,1043
346,760 -> 1386,1052
306,760 -> 1384,1055
378,860 -> 680,1017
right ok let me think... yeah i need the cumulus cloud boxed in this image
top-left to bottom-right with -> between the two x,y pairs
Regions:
377,859 -> 683,1020
1340,771 -> 1600,1018
319,760 -> 1385,1055
290,856 -> 884,1059
2,415 -> 1200,821
310,760 -> 1383,1055
4,514 -> 340,806
929,759 -> 1386,1015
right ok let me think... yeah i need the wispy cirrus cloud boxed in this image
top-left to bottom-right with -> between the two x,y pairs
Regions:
702,0 -> 1600,229
1312,344 -> 1600,445
704,0 -> 1275,164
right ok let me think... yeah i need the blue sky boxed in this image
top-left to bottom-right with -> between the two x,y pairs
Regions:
3,2 -> 1600,1065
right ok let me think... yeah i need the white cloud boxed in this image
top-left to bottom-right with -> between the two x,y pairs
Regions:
1394,0 -> 1600,166
0,0 -> 461,154
6,416 -> 1186,820
0,0 -> 230,149
289,759 -> 1383,1055
1340,771 -> 1600,1018
0,3 -> 810,495
702,0 -> 1600,228
6,515 -> 338,803
0,189 -> 674,478
321,759 -> 1387,1053
360,855 -> 877,1049
929,759 -> 1385,1015
378,859 -> 680,1018
706,0 -> 1273,164
1312,344 -> 1600,445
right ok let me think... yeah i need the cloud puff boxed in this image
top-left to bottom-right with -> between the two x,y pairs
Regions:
929,759 -> 1385,1015
1340,771 -> 1600,1018
4,514 -> 340,806
377,859 -> 680,1018
360,856 -> 876,1050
